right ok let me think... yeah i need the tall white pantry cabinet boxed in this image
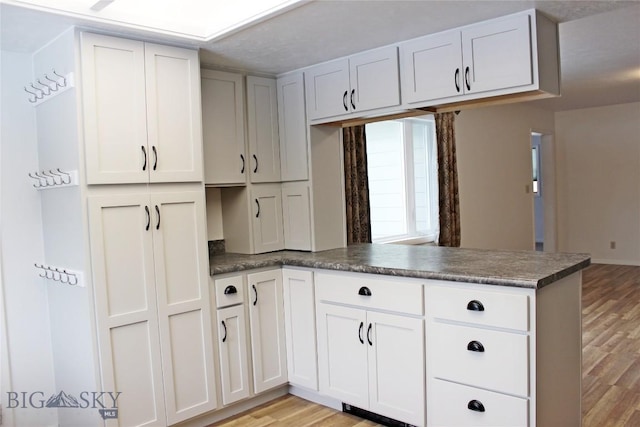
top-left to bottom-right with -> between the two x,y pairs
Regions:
31,29 -> 216,426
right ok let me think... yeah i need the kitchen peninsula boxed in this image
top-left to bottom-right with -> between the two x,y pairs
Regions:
209,244 -> 590,427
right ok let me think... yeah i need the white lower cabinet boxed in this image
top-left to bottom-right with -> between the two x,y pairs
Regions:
201,267 -> 580,426
282,269 -> 318,390
425,282 -> 534,427
429,379 -> 528,427
247,270 -> 288,393
430,322 -> 529,396
211,269 -> 288,406
317,304 -> 369,407
216,304 -> 251,405
366,311 -> 425,424
88,191 -> 216,426
316,272 -> 425,426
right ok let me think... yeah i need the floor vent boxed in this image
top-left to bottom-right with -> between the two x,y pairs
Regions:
341,403 -> 416,427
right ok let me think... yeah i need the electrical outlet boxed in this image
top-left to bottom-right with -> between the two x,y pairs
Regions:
610,241 -> 616,249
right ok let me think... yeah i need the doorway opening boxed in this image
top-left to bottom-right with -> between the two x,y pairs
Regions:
530,131 -> 557,252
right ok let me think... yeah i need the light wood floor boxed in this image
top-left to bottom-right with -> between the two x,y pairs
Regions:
211,264 -> 640,427
582,263 -> 640,426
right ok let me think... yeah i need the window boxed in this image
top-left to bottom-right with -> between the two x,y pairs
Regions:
366,116 -> 439,244
531,146 -> 540,195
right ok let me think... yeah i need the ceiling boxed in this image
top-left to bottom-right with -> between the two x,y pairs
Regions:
2,0 -> 639,112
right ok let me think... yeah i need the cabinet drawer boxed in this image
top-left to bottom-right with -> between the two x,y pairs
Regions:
428,379 -> 528,427
426,284 -> 529,331
430,322 -> 529,397
315,272 -> 423,315
214,275 -> 244,308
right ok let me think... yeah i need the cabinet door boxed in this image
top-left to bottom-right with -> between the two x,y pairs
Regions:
316,304 -> 368,409
349,46 -> 400,112
247,76 -> 281,183
282,269 -> 317,390
462,13 -> 533,94
304,58 -> 350,120
88,194 -> 166,427
81,33 -> 149,184
277,73 -> 309,181
367,312 -> 425,427
400,30 -> 463,103
145,43 -> 203,183
201,70 -> 247,185
281,182 -> 312,251
150,191 -> 217,423
247,270 -> 288,394
217,305 -> 251,405
251,184 -> 285,253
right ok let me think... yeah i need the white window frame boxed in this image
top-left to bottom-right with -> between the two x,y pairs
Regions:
366,116 -> 439,245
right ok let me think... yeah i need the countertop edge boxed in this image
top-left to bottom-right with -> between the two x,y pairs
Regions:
210,252 -> 592,290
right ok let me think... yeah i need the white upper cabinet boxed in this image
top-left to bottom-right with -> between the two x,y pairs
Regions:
82,34 -> 148,184
461,13 -> 533,94
277,73 -> 309,182
348,46 -> 401,113
305,58 -> 350,120
201,70 -> 247,185
247,76 -> 281,183
81,33 -> 203,184
281,181 -> 312,251
400,30 -> 463,103
251,184 -> 285,253
144,43 -> 203,183
401,10 -> 558,106
305,46 -> 400,122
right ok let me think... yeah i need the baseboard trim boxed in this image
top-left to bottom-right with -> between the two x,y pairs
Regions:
176,386 -> 288,427
288,385 -> 342,411
591,258 -> 640,266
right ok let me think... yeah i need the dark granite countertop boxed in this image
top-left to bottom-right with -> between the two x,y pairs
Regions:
209,244 -> 591,289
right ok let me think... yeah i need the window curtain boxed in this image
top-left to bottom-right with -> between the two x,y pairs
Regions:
435,112 -> 461,247
343,125 -> 372,244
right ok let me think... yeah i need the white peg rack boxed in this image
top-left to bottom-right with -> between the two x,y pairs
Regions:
29,169 -> 78,190
35,263 -> 84,287
25,71 -> 75,106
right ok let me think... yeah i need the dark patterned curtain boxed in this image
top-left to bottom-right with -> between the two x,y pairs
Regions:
435,112 -> 461,247
343,125 -> 372,244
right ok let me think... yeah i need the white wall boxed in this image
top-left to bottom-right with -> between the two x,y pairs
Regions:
206,188 -> 224,241
555,102 -> 640,265
455,102 -> 555,250
1,50 -> 57,426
